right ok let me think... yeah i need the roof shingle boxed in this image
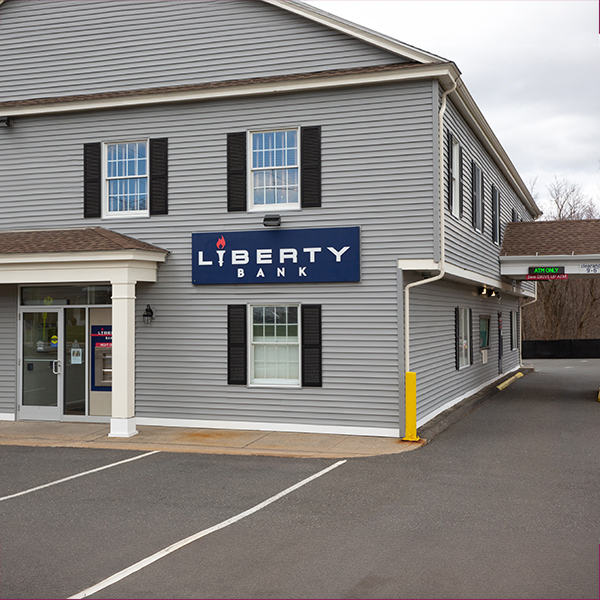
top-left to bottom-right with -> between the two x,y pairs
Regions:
501,220 -> 600,257
0,227 -> 168,255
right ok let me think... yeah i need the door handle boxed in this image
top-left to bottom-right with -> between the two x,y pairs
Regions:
52,360 -> 60,375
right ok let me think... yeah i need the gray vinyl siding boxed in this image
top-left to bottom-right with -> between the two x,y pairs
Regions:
0,285 -> 17,415
408,277 -> 520,424
1,0 -> 407,102
0,80 -> 436,431
442,97 -> 534,279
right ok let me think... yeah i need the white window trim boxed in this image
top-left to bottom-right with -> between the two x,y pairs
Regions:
248,303 -> 301,387
451,137 -> 461,218
511,310 -> 518,350
102,139 -> 150,219
247,128 -> 301,213
458,306 -> 471,370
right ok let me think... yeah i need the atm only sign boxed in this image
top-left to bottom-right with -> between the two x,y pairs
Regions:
192,227 -> 360,285
526,267 -> 568,281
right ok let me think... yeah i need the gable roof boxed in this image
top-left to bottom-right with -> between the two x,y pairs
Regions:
0,227 -> 168,255
501,220 -> 600,257
264,0 -> 447,64
0,0 -> 540,220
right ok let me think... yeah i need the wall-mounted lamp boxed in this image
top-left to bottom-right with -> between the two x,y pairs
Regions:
479,287 -> 487,296
1,117 -> 13,128
142,304 -> 154,324
263,214 -> 281,227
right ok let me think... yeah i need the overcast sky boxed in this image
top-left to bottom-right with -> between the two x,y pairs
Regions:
306,0 -> 600,215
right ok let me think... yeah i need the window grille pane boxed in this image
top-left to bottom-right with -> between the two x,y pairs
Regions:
251,306 -> 300,383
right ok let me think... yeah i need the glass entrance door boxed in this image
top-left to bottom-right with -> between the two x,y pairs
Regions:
20,311 -> 62,420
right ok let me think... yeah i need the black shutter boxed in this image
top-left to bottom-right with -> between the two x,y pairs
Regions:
83,142 -> 101,218
300,126 -> 321,208
454,307 -> 460,370
480,172 -> 485,234
302,304 -> 322,387
227,132 -> 247,212
458,146 -> 464,218
492,187 -> 499,243
227,305 -> 247,385
469,308 -> 474,365
447,131 -> 454,211
149,138 -> 168,215
471,161 -> 477,229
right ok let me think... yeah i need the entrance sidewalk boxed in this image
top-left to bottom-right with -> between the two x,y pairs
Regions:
0,421 -> 425,459
0,370 -> 533,458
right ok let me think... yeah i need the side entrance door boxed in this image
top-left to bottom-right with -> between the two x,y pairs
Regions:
19,310 -> 63,420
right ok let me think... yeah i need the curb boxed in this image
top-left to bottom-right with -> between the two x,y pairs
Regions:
418,367 -> 533,443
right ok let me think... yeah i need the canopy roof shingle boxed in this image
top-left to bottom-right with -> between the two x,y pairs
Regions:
501,220 -> 600,257
0,227 -> 167,255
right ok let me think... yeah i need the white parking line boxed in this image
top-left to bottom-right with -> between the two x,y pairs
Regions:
0,451 -> 160,503
69,459 -> 347,599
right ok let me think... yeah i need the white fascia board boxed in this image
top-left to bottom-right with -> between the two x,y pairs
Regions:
5,64 -> 459,118
397,259 -> 439,271
0,249 -> 167,265
397,260 -> 532,298
444,263 -> 533,298
450,81 -> 541,219
0,251 -> 166,285
500,254 -> 600,277
263,0 -> 445,64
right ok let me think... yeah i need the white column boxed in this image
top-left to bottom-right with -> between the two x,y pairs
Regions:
109,281 -> 138,437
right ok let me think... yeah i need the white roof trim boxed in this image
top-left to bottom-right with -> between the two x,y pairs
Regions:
3,64 -> 458,118
263,0 -> 446,64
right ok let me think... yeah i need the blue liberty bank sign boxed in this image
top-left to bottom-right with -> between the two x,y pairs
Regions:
192,227 -> 360,285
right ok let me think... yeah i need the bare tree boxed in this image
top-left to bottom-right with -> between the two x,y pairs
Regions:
540,177 -> 598,221
522,178 -> 600,340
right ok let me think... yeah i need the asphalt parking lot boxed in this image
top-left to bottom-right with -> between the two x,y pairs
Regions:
1,359 -> 599,599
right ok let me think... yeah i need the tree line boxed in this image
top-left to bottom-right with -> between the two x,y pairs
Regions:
521,178 -> 600,341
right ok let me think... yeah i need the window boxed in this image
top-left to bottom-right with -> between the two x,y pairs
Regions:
472,162 -> 484,232
455,307 -> 472,370
512,208 -> 519,222
492,186 -> 500,244
227,304 -> 322,387
227,127 -> 321,212
251,305 -> 300,385
105,141 -> 148,216
448,133 -> 463,218
511,310 -> 518,350
250,130 -> 299,209
479,315 -> 491,349
83,138 -> 168,219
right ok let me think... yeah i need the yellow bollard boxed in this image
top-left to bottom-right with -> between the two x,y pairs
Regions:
403,371 -> 420,441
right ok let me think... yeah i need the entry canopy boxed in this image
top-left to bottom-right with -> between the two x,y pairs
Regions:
500,220 -> 600,280
0,226 -> 168,285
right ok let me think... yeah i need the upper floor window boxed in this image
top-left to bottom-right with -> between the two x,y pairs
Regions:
472,162 -> 484,233
492,185 -> 501,244
448,133 -> 463,218
105,141 -> 148,216
250,130 -> 299,210
83,138 -> 168,219
227,127 -> 321,213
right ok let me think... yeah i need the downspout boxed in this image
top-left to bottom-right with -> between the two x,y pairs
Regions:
404,77 -> 458,375
401,76 -> 458,441
518,281 -> 537,367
